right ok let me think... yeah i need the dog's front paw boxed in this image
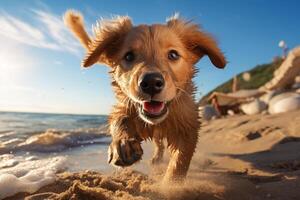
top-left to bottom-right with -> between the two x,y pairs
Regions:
108,138 -> 143,167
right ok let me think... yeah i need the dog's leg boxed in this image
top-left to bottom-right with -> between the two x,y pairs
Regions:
151,138 -> 164,165
164,129 -> 198,182
107,109 -> 143,167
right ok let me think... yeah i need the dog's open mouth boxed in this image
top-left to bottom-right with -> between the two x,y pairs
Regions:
141,101 -> 168,119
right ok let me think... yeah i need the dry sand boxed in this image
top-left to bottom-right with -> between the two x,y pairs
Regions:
6,110 -> 300,200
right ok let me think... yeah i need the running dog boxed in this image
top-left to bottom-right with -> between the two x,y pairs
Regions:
64,10 -> 226,182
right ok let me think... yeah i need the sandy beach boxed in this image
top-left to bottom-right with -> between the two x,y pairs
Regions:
1,1 -> 299,199
3,109 -> 299,200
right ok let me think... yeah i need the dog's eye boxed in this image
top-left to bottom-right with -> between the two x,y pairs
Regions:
168,50 -> 180,61
124,51 -> 135,62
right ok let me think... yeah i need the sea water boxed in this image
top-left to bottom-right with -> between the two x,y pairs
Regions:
0,111 -> 111,199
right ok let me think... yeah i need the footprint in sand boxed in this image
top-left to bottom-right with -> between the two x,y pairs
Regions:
245,126 -> 282,141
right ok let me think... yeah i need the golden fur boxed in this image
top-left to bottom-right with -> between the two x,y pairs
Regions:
64,10 -> 226,182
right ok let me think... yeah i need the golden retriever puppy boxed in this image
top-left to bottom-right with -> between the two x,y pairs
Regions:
64,10 -> 226,182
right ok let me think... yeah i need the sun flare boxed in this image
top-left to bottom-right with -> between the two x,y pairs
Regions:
0,41 -> 34,87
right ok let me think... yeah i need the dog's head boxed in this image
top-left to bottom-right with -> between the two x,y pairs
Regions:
82,15 -> 226,125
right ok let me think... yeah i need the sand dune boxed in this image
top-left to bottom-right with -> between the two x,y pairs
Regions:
5,110 -> 300,200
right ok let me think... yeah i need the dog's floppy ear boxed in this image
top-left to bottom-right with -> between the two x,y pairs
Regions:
167,16 -> 226,68
82,16 -> 132,68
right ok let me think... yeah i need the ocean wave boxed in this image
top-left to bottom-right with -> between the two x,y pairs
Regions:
0,112 -> 108,137
0,130 -> 15,138
0,126 -> 110,154
75,117 -> 106,123
0,130 -> 14,134
0,119 -> 24,123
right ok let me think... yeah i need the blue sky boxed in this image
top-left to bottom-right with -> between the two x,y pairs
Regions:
0,0 -> 299,115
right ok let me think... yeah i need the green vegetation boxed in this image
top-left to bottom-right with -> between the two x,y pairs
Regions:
199,58 -> 283,105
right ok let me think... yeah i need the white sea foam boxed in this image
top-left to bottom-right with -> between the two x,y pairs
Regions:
0,155 -> 67,199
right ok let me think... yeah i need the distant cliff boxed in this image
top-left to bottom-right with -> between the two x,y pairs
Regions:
199,58 -> 283,105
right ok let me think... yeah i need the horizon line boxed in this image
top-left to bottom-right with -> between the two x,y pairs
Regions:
0,109 -> 108,116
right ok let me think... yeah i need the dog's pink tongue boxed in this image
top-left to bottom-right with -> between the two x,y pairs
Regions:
143,101 -> 164,115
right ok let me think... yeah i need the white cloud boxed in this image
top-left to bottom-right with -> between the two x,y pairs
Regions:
33,10 -> 80,54
0,10 -> 81,54
0,14 -> 58,50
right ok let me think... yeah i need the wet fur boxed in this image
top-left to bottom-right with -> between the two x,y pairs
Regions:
64,10 -> 226,182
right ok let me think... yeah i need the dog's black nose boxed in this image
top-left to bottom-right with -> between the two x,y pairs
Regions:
139,73 -> 165,96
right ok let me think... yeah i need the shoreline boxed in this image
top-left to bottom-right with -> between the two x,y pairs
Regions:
3,110 -> 300,200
